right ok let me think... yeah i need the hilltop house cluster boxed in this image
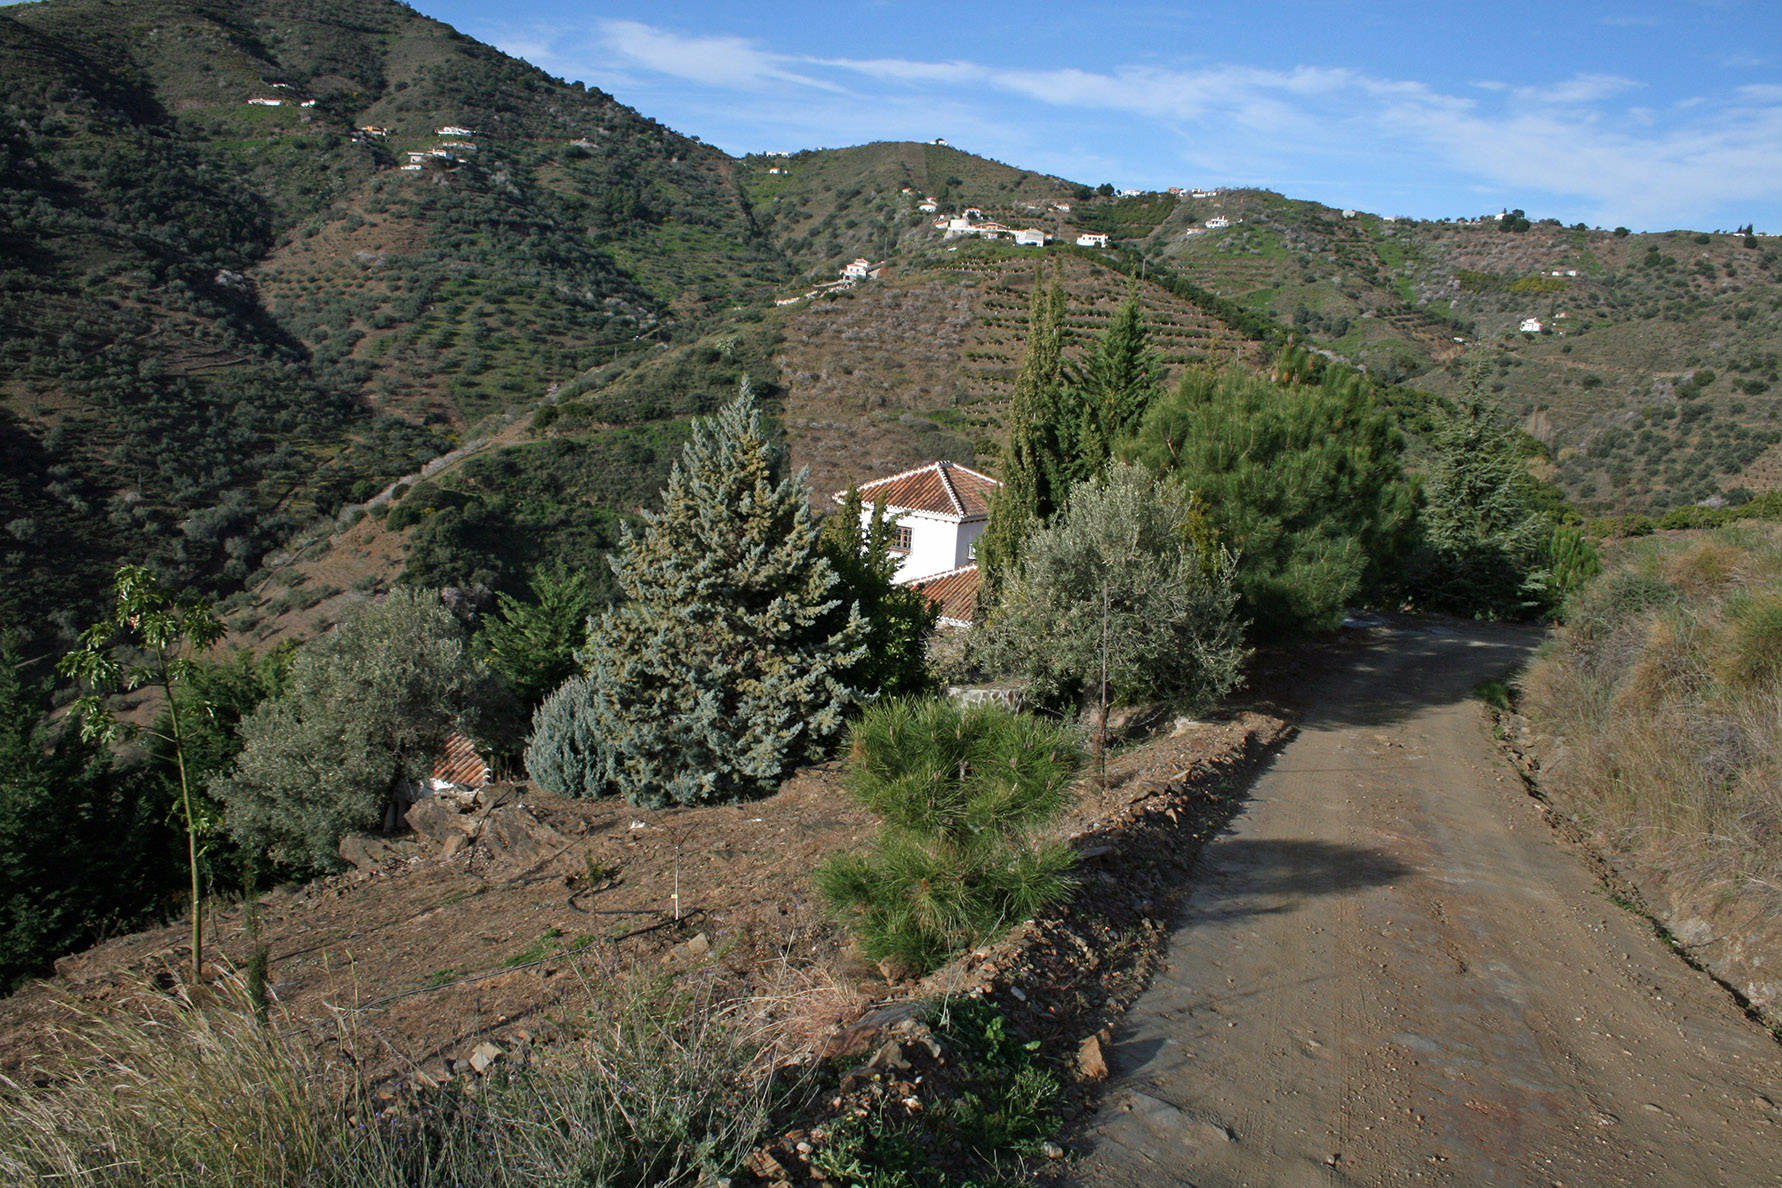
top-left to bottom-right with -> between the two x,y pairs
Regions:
929,207 -> 1109,249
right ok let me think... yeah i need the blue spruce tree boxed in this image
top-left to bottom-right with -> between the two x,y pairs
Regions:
530,386 -> 866,807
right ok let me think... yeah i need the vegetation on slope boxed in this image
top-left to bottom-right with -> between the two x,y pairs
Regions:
1522,524 -> 1782,950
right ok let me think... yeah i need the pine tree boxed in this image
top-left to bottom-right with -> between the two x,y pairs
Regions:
1073,280 -> 1164,473
979,266 -> 1071,599
1413,400 -> 1554,617
1123,367 -> 1417,637
544,387 -> 866,808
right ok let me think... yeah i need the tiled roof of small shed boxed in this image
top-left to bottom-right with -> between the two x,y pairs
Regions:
835,462 -> 1001,520
909,564 -> 981,626
430,733 -> 490,788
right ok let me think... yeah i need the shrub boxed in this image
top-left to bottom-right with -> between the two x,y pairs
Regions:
820,699 -> 1082,975
524,674 -> 602,797
1726,594 -> 1782,687
214,590 -> 482,872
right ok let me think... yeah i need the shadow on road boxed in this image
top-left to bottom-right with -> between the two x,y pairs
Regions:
1256,619 -> 1544,732
1190,838 -> 1412,926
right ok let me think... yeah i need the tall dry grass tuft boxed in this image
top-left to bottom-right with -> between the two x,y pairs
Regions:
0,964 -> 813,1187
0,974 -> 333,1187
1525,523 -> 1782,922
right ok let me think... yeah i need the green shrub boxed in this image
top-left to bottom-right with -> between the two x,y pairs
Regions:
820,699 -> 1081,975
524,674 -> 602,797
1726,595 -> 1782,687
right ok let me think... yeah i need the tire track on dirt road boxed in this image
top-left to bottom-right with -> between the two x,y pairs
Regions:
1068,618 -> 1782,1187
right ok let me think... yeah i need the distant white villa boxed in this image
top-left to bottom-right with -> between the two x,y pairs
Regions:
1520,317 -> 1544,334
436,125 -> 475,137
837,461 -> 1002,625
1204,216 -> 1231,229
1013,228 -> 1048,246
1076,232 -> 1110,247
841,257 -> 872,280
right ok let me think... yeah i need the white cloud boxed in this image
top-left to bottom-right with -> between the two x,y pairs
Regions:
599,20 -> 844,92
480,18 -> 1782,229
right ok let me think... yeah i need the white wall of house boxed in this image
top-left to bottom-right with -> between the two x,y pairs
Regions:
858,508 -> 985,583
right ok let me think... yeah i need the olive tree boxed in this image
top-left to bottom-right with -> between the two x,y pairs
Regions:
213,589 -> 482,872
973,464 -> 1247,783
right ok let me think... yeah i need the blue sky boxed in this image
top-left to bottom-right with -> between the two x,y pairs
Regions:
405,0 -> 1780,232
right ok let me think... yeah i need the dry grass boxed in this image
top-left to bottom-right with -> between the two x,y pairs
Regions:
0,964 -> 813,1188
1524,523 -> 1782,919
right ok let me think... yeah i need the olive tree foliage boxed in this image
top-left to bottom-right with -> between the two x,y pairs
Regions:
527,388 -> 866,807
973,464 -> 1247,775
213,589 -> 482,872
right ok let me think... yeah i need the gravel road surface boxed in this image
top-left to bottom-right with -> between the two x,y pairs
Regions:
1070,618 -> 1782,1187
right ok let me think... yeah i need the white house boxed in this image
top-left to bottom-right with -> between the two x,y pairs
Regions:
1013,228 -> 1048,246
838,462 -> 1002,626
841,258 -> 872,280
248,97 -> 284,106
1204,216 -> 1231,229
961,207 -> 984,221
839,462 -> 1000,584
1520,317 -> 1544,333
437,125 -> 474,137
1075,232 -> 1110,247
918,198 -> 938,213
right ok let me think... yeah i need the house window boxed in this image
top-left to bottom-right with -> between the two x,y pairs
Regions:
890,524 -> 913,553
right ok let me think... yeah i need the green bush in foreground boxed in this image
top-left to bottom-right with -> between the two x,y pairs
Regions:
820,699 -> 1082,975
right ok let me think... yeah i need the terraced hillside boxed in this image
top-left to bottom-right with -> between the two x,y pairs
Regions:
775,241 -> 1262,498
1141,190 -> 1782,511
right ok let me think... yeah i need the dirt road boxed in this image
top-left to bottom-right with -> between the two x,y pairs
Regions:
1070,618 -> 1782,1187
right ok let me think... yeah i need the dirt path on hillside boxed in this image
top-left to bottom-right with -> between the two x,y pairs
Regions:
1068,619 -> 1782,1187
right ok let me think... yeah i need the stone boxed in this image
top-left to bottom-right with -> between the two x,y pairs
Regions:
468,1041 -> 505,1074
404,795 -> 471,844
1077,1034 -> 1109,1081
338,833 -> 401,873
477,805 -> 571,875
684,932 -> 711,958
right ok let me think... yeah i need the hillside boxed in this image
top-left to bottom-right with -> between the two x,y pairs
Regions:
1140,190 -> 1782,512
0,0 -> 783,653
6,0 -> 1779,664
738,140 -> 1084,276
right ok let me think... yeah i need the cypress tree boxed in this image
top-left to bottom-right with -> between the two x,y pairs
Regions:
1074,280 -> 1164,473
818,487 -> 938,700
545,386 -> 866,808
979,265 -> 1070,599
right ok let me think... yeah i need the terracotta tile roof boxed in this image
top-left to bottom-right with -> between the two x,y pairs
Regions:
910,564 -> 981,626
430,732 -> 490,788
835,461 -> 1001,520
